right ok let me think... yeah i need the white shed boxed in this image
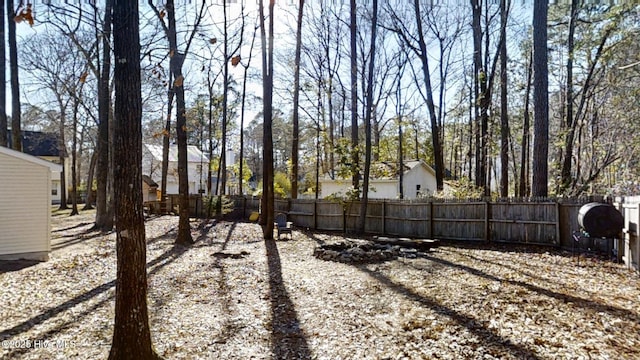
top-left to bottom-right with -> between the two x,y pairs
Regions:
319,160 -> 445,200
0,146 -> 62,261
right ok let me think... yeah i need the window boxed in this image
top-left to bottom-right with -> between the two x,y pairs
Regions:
52,188 -> 58,196
416,184 -> 421,197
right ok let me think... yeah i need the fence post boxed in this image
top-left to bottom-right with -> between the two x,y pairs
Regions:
343,203 -> 347,234
313,200 -> 318,230
555,201 -> 561,246
243,196 -> 247,218
382,200 -> 386,236
485,201 -> 490,242
615,198 -> 624,263
429,201 -> 433,239
635,202 -> 640,271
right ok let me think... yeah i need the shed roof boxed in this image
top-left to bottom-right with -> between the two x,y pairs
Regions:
325,159 -> 436,180
0,145 -> 63,172
144,144 -> 208,163
142,175 -> 159,187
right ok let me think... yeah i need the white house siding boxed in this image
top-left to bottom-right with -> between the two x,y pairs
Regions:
403,164 -> 438,198
38,155 -> 66,204
142,144 -> 209,196
319,161 -> 440,200
320,179 -> 398,199
0,147 -> 60,261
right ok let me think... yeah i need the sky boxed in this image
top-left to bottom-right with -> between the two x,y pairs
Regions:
7,0 -> 536,135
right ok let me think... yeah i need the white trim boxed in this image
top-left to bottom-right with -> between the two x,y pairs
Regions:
0,146 -> 63,172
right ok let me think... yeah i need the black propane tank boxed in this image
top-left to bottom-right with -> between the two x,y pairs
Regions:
577,202 -> 624,238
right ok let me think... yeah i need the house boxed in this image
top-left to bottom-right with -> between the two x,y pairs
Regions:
142,175 -> 158,203
142,144 -> 209,195
0,146 -> 62,261
8,130 -> 68,204
319,160 -> 443,200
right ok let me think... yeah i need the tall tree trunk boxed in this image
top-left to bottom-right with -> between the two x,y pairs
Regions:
415,0 -> 444,191
349,0 -> 359,195
519,50 -> 533,197
559,0 -> 578,193
161,80 -> 173,211
83,150 -> 97,210
7,0 -> 20,152
0,0 -> 5,147
95,0 -> 113,230
239,27 -> 257,196
108,0 -> 158,357
357,0 -> 378,234
259,0 -> 275,239
396,63 -> 404,199
219,0 -> 229,212
471,0 -> 482,189
291,0 -> 304,199
167,0 -> 194,245
531,0 -> 549,197
70,98 -> 80,216
57,107 -> 68,210
499,0 -> 509,197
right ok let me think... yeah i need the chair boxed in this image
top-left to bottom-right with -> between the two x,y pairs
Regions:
275,213 -> 292,240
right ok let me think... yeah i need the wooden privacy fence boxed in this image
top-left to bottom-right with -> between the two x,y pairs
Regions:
613,196 -> 640,272
231,196 -> 592,245
229,195 -> 638,272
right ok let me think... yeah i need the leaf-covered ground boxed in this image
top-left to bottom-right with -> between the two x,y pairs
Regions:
1,208 -> 639,359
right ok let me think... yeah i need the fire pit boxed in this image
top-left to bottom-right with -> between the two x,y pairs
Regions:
314,237 -> 439,263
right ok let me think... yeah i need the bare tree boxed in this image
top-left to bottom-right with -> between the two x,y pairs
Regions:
518,49 -> 532,197
531,0 -> 549,197
108,0 -> 158,357
349,0 -> 359,194
357,0 -> 378,233
8,0 -> 21,151
95,0 -> 114,230
291,0 -> 305,199
259,0 -> 275,239
238,22 -> 259,196
499,0 -> 510,197
148,0 -> 207,245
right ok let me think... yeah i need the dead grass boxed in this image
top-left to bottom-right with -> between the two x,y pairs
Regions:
0,208 -> 639,359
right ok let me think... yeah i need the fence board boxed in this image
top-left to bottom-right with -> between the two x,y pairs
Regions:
288,199 -> 315,228
384,202 -> 430,237
316,201 -> 344,231
432,202 -> 485,241
490,202 -> 557,245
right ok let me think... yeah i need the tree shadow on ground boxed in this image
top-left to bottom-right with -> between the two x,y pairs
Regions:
193,221 -> 237,249
434,247 -> 579,286
0,228 -> 190,358
264,239 -> 312,359
420,253 -> 640,325
50,233 -> 107,251
206,222 -> 248,345
355,265 -> 543,360
52,222 -> 94,233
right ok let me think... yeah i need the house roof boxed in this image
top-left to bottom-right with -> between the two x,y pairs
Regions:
7,130 -> 65,157
144,144 -> 208,163
142,175 -> 159,187
0,145 -> 63,172
325,159 -> 436,180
